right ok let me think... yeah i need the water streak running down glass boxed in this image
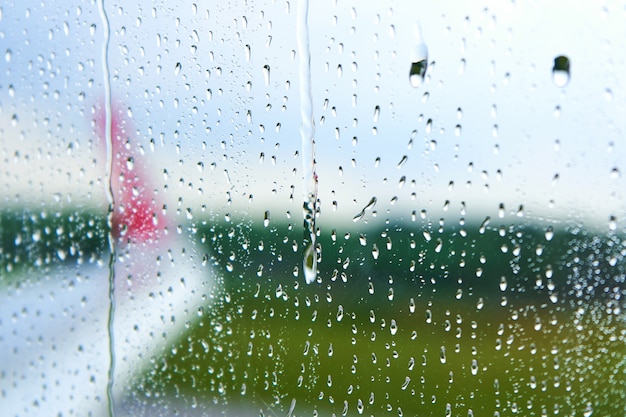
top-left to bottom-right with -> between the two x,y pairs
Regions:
297,0 -> 319,285
95,0 -> 117,414
0,1 -> 624,416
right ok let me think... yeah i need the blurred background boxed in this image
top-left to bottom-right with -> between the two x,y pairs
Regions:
1,0 -> 625,416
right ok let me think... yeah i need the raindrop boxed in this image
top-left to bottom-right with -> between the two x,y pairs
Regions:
303,244 -> 316,284
499,276 -> 507,292
425,118 -> 432,134
371,244 -> 380,260
609,215 -> 617,231
409,24 -> 428,88
373,105 -> 380,123
544,226 -> 554,241
610,167 -> 621,179
390,319 -> 398,335
410,59 -> 427,88
263,64 -> 271,85
174,62 -> 182,75
353,196 -> 377,222
552,55 -> 570,87
337,305 -> 344,321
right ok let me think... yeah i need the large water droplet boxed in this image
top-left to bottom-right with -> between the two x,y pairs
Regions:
303,243 -> 316,284
552,55 -> 570,87
409,60 -> 428,88
409,24 -> 428,88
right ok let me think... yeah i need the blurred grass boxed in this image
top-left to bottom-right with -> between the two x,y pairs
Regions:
1,210 -> 625,415
140,216 -> 625,416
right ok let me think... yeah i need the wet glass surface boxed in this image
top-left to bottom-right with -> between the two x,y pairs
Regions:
1,1 -> 625,416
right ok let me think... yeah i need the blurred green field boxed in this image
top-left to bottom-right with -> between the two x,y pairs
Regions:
1,210 -> 625,416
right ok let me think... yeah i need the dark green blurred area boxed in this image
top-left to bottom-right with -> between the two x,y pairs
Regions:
0,209 -> 108,282
1,210 -> 625,416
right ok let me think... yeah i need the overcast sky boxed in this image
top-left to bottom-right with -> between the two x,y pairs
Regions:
1,0 -> 624,229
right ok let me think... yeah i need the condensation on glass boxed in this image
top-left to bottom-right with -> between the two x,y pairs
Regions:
0,1 -> 624,416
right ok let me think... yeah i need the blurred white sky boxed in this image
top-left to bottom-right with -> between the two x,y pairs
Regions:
1,0 -> 624,229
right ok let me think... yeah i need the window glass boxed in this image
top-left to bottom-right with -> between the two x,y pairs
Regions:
1,1 -> 624,416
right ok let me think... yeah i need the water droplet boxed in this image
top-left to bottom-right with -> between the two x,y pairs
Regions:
371,244 -> 380,260
263,210 -> 270,227
545,226 -> 554,241
425,118 -> 432,134
353,196 -> 377,222
263,64 -> 271,85
439,346 -> 446,363
336,305 -> 344,321
610,167 -> 621,179
609,215 -> 617,231
303,243 -> 316,284
174,62 -> 182,75
499,276 -> 507,292
552,55 -> 570,87
409,24 -> 428,88
458,58 -> 466,75
373,105 -> 380,123
401,376 -> 411,390
410,60 -> 428,88
390,319 -> 398,335
5,48 -> 12,62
